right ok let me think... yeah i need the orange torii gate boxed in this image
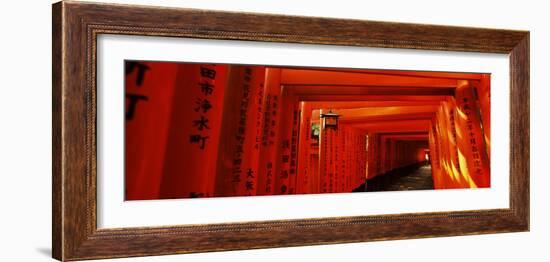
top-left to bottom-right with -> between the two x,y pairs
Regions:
124,63 -> 491,200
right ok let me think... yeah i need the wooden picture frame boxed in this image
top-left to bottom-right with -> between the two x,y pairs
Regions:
52,1 -> 529,261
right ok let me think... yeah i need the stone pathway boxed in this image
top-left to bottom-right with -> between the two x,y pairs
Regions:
360,163 -> 435,192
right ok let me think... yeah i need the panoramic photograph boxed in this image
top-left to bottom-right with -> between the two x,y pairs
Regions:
124,61 -> 491,200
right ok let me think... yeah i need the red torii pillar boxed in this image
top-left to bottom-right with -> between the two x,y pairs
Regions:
454,80 -> 490,188
213,65 -> 266,197
256,68 -> 283,196
158,63 -> 228,199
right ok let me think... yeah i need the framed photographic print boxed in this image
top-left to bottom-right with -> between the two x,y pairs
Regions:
52,1 -> 529,261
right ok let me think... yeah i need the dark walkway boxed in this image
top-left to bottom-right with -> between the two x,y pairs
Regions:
353,162 -> 434,192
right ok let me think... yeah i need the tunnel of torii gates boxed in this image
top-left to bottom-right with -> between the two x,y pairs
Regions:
125,61 -> 491,200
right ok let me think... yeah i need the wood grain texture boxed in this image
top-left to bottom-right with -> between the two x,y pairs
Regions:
509,35 -> 530,226
52,1 -> 530,261
52,2 -> 63,260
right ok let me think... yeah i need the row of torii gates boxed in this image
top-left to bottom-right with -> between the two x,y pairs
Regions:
125,62 -> 491,200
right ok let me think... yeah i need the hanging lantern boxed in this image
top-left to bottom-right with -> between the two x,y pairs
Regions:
321,110 -> 340,130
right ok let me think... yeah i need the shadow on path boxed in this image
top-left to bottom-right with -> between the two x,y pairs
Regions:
354,162 -> 434,192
